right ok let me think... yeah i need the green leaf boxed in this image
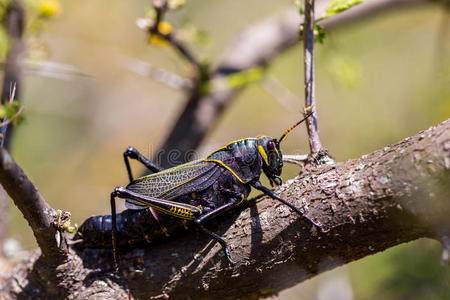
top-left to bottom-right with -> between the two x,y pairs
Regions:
0,101 -> 24,125
63,221 -> 78,234
298,24 -> 327,43
226,67 -> 264,89
4,101 -> 21,118
325,0 -> 363,17
314,24 -> 326,43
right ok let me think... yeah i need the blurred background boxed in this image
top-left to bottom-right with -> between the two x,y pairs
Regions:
2,0 -> 449,299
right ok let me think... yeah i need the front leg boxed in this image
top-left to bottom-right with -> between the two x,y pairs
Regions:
252,180 -> 322,228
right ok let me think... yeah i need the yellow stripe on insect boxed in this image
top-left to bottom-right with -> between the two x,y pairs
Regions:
257,145 -> 269,166
273,146 -> 280,157
204,159 -> 248,183
133,199 -> 199,220
170,206 -> 190,217
211,136 -> 272,154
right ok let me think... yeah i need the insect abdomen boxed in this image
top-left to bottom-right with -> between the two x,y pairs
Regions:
73,209 -> 181,248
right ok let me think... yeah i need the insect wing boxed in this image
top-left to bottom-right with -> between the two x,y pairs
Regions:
125,160 -> 221,209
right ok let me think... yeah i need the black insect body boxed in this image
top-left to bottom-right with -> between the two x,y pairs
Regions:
74,208 -> 172,249
79,113 -> 320,268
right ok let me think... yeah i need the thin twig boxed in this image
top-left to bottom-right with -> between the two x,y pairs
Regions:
282,154 -> 309,166
153,0 -> 168,25
150,0 -> 200,69
303,0 -> 323,154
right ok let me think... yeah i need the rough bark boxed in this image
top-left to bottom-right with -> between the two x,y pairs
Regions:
0,148 -> 70,297
1,119 -> 448,299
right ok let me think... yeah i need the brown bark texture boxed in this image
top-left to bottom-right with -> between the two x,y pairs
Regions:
0,119 -> 448,299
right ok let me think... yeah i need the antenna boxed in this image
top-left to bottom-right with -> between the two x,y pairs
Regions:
278,110 -> 313,143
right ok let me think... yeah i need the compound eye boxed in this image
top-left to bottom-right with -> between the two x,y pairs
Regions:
267,141 -> 275,151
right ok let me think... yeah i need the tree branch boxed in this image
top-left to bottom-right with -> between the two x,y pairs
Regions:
0,148 -> 69,264
2,118 -> 448,299
155,0 -> 433,168
0,0 -> 25,257
149,0 -> 201,70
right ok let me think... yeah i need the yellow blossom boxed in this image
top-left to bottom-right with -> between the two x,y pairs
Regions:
149,21 -> 173,47
39,0 -> 61,18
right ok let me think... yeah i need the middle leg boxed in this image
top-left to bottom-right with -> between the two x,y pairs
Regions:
194,197 -> 240,264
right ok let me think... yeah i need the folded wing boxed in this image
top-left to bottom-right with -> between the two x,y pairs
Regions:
125,160 -> 222,210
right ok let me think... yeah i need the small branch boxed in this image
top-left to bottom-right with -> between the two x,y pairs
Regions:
303,0 -> 324,155
150,0 -> 201,70
0,148 -> 68,264
156,32 -> 201,69
282,154 -> 309,165
153,0 -> 168,26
